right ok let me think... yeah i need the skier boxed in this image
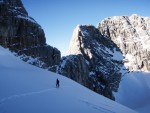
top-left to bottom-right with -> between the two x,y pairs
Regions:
56,78 -> 60,88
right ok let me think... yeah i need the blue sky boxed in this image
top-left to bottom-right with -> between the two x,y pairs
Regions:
22,0 -> 150,56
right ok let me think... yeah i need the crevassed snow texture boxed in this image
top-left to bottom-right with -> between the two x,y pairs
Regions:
0,46 -> 137,113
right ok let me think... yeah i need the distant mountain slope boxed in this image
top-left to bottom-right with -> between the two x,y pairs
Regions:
114,71 -> 150,113
0,46 -> 137,113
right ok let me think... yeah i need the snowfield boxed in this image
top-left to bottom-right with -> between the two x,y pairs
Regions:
0,46 -> 147,113
115,71 -> 150,113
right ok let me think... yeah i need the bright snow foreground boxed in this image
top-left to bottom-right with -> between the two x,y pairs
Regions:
0,46 -> 138,113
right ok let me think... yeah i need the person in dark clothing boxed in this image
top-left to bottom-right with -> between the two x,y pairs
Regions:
56,78 -> 60,88
93,84 -> 96,92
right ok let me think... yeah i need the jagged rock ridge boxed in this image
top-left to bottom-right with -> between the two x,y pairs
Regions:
55,25 -> 125,100
0,0 -> 61,68
98,14 -> 150,71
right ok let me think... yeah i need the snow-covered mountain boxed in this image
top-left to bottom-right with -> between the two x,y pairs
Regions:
55,25 -> 125,100
98,14 -> 150,71
54,16 -> 150,113
0,0 -> 150,112
0,46 -> 137,113
55,14 -> 150,100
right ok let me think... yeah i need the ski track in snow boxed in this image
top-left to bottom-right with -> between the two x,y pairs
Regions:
0,89 -> 51,104
0,87 -> 58,105
0,86 -> 116,113
80,99 -> 116,113
0,85 -> 73,105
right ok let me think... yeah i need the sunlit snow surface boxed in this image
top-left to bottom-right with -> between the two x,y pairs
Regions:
0,46 -> 142,113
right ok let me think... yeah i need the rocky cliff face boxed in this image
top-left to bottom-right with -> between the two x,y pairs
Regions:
98,14 -> 150,71
0,0 -> 61,68
55,25 -> 125,100
56,54 -> 89,86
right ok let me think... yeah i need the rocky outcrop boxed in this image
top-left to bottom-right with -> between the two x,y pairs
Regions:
98,14 -> 150,71
56,25 -> 125,100
0,0 -> 61,68
56,54 -> 89,86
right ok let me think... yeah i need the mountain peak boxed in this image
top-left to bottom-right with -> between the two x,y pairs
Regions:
63,23 -> 124,100
98,14 -> 150,71
130,13 -> 141,17
2,0 -> 28,16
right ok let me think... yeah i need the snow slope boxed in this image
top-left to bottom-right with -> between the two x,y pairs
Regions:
0,46 -> 137,113
114,71 -> 150,113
